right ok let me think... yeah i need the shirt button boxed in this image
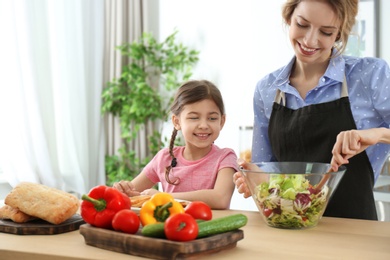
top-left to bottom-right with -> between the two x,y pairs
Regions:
321,78 -> 325,82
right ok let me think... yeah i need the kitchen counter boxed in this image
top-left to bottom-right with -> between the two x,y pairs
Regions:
1,209 -> 390,260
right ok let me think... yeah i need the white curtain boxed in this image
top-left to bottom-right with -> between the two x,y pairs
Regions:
104,0 -> 147,157
0,0 -> 105,196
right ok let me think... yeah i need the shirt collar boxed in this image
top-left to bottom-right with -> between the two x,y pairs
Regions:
274,50 -> 345,87
324,54 -> 345,83
274,56 -> 295,87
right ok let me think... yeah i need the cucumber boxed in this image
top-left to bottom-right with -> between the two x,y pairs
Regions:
141,222 -> 166,238
141,214 -> 247,239
197,213 -> 248,238
141,219 -> 206,238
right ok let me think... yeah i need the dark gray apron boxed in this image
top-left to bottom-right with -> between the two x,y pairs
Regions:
268,79 -> 377,220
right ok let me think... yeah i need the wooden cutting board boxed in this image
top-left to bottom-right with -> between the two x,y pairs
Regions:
80,224 -> 244,259
0,214 -> 85,235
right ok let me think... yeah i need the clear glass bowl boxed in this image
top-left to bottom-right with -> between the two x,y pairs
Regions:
240,162 -> 346,229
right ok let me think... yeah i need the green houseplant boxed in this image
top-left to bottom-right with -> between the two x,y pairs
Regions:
102,30 -> 199,186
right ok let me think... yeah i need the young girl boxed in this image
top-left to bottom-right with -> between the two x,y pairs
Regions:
113,80 -> 238,209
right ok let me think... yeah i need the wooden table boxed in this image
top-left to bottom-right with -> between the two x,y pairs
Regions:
1,209 -> 389,260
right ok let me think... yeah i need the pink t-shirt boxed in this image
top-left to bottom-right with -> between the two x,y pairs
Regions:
143,144 -> 239,193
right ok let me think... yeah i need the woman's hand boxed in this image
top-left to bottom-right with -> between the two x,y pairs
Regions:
233,158 -> 254,198
113,180 -> 141,197
330,128 -> 386,171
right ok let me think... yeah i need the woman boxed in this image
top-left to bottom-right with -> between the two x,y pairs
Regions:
234,0 -> 390,220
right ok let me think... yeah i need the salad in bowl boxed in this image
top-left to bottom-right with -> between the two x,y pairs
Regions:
241,162 -> 346,229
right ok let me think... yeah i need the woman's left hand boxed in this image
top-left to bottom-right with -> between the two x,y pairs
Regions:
330,128 -> 382,170
233,158 -> 258,198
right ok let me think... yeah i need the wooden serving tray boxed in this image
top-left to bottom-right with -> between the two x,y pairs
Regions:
0,214 -> 85,235
80,224 -> 244,259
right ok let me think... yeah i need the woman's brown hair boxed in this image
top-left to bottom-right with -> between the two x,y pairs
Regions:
164,80 -> 225,185
281,0 -> 359,56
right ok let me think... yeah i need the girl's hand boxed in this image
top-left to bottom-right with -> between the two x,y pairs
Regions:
140,189 -> 160,196
330,128 -> 382,171
113,180 -> 141,197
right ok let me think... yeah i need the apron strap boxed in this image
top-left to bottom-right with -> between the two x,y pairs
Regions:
274,89 -> 286,106
274,76 -> 349,105
341,76 -> 348,97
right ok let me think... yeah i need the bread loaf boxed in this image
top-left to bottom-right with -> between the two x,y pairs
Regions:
0,205 -> 37,223
4,182 -> 80,225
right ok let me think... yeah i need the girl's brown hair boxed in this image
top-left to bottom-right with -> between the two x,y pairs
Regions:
164,80 -> 225,185
281,0 -> 359,56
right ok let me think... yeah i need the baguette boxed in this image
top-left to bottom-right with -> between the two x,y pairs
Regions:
130,195 -> 151,208
5,182 -> 80,225
0,205 -> 37,223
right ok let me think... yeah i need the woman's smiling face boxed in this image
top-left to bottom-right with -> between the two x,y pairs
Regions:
289,1 -> 341,64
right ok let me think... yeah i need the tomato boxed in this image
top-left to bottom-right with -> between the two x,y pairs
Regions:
164,213 -> 198,242
184,201 -> 212,220
112,209 -> 140,234
263,208 -> 273,218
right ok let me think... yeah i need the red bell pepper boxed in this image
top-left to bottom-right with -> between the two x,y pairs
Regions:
80,185 -> 131,229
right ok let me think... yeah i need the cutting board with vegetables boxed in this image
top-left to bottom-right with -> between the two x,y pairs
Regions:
80,224 -> 244,259
0,214 -> 85,235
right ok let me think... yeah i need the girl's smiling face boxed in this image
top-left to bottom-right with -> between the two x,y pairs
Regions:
172,99 -> 225,151
289,1 -> 341,64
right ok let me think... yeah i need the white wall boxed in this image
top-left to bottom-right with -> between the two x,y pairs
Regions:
158,0 -> 291,154
379,0 -> 390,63
156,0 -> 292,210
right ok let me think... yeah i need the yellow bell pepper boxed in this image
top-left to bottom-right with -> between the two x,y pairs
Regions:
140,192 -> 185,226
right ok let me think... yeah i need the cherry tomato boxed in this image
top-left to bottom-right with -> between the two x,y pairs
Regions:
164,213 -> 198,241
263,208 -> 273,218
185,201 -> 212,220
112,209 -> 140,234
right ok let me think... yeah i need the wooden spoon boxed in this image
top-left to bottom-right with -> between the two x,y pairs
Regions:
315,166 -> 333,191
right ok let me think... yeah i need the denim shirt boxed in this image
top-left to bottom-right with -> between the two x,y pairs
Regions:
252,54 -> 390,182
